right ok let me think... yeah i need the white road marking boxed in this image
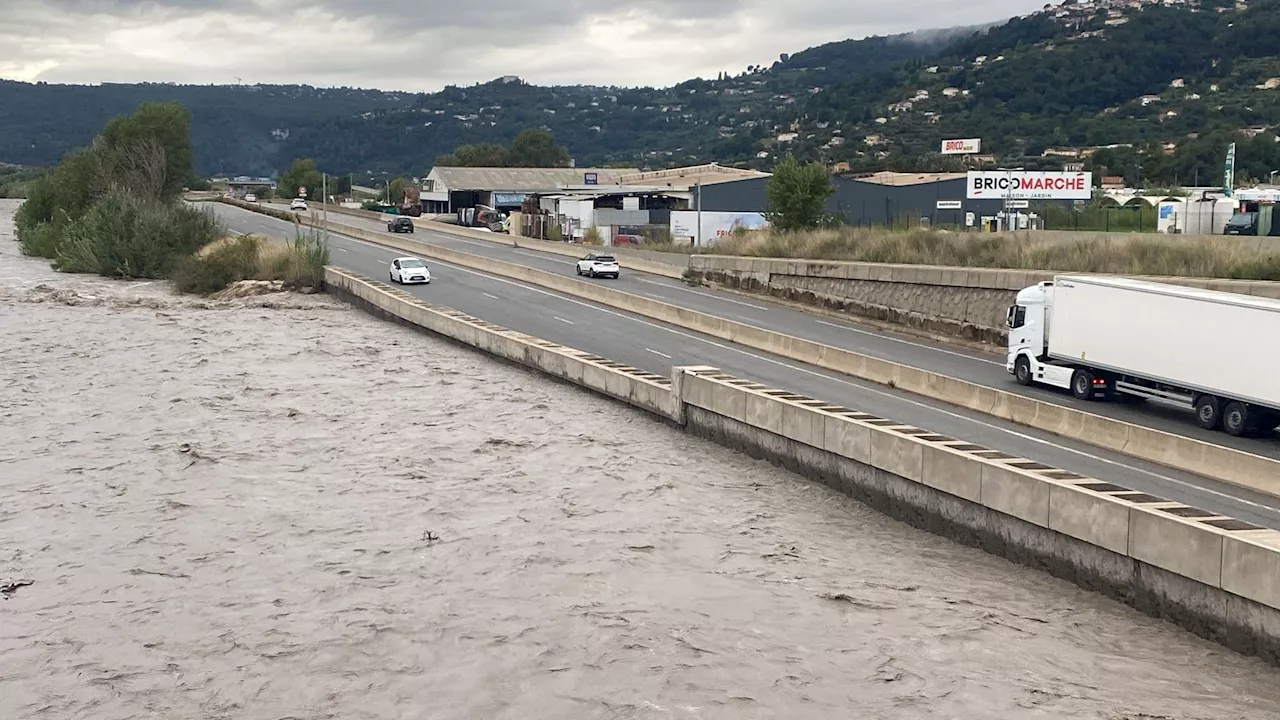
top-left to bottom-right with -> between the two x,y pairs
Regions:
217,206 -> 1280,517
646,348 -> 672,359
554,316 -> 574,325
483,293 -> 500,300
814,320 -> 1005,367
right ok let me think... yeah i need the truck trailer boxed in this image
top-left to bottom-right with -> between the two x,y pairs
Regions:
1006,275 -> 1280,437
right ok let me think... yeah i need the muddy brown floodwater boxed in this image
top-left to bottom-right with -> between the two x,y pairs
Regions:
2,199 -> 1279,719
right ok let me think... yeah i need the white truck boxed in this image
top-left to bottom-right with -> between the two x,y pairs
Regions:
1006,275 -> 1280,437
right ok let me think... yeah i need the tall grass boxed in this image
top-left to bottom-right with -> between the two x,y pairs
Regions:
651,226 -> 1280,281
170,228 -> 330,295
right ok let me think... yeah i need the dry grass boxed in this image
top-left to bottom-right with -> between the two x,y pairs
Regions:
173,231 -> 329,295
646,227 -> 1280,280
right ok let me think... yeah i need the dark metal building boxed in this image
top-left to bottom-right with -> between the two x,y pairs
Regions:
696,171 -> 1019,228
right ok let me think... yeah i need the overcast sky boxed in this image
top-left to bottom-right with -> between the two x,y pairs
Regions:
2,0 -> 1046,91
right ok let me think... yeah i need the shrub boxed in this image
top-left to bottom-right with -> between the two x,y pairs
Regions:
584,225 -> 602,244
52,192 -> 223,277
170,227 -> 330,295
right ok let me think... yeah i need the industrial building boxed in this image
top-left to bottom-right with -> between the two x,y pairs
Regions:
695,171 -> 1011,228
419,166 -> 638,214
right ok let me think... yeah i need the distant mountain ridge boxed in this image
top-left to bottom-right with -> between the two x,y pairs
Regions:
1,1 -> 1278,187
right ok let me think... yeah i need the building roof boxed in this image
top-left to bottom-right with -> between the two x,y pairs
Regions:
848,171 -> 968,186
617,162 -> 770,189
428,166 -> 638,192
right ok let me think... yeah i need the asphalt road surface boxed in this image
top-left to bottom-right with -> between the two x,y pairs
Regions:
210,202 -> 1280,529
297,204 -> 1280,463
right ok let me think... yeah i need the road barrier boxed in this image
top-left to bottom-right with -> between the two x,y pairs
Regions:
324,266 -> 1280,666
220,197 -> 1280,498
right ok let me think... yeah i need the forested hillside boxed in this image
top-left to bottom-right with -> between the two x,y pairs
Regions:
2,0 -> 1278,187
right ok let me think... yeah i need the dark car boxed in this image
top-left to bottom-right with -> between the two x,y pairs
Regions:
388,216 -> 415,233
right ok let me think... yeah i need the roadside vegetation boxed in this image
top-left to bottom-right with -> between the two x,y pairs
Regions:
12,101 -> 328,295
647,225 -> 1280,281
171,229 -> 330,295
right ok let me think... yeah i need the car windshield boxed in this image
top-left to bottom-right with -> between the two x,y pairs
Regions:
400,259 -> 425,268
595,256 -> 616,263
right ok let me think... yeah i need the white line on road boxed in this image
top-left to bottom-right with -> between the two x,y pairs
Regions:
814,320 -> 1005,367
554,316 -> 574,325
646,348 -> 672,359
221,207 -> 1280,517
483,293 -> 500,300
334,247 -> 349,252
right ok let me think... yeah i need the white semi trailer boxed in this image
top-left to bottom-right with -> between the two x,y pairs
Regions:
1006,275 -> 1280,437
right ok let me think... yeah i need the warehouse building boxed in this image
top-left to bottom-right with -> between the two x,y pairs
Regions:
695,171 -> 1012,228
419,166 -> 637,213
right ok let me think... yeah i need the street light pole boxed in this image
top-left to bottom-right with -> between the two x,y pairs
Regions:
321,172 -> 329,246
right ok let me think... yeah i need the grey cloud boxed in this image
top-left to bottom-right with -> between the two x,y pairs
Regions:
1,0 -> 1046,90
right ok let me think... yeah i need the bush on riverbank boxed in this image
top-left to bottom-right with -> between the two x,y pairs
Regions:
170,229 -> 330,295
645,226 -> 1280,281
7,101 -> 325,295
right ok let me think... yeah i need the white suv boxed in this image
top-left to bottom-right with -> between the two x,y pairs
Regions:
289,198 -> 307,211
575,253 -> 620,279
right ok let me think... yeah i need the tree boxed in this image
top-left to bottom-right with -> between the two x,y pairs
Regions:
279,158 -> 323,199
508,129 -> 571,167
764,154 -> 834,231
95,101 -> 194,201
436,143 -> 509,167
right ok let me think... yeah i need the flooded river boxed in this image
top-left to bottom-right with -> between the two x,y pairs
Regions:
2,199 -> 1278,719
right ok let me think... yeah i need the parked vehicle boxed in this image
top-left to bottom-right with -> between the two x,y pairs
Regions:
388,257 -> 430,284
457,205 -> 506,232
575,253 -> 620,279
1007,274 -> 1280,437
388,216 -> 415,233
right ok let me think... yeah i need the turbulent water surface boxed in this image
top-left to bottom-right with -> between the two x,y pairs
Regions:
2,199 -> 1279,719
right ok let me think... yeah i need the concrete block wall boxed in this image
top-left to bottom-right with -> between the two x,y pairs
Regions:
685,255 -> 1280,346
674,367 -> 1280,664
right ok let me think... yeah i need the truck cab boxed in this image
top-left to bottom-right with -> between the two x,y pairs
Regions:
1007,282 -> 1055,383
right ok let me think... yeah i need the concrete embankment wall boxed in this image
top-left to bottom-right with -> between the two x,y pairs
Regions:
685,255 -> 1280,346
322,266 -> 1280,665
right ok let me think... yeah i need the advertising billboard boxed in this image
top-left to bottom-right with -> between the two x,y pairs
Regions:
966,171 -> 1093,200
670,211 -> 768,246
940,138 -> 981,155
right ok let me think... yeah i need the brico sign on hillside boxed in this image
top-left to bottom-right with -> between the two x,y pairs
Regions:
966,171 -> 1093,200
940,138 -> 981,154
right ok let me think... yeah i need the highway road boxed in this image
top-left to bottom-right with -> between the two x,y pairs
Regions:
270,203 -> 1280,464
211,201 -> 1280,529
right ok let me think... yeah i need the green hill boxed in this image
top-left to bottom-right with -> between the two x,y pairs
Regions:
1,0 -> 1278,187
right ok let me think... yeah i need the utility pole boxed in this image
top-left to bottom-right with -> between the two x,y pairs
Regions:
321,172 -> 329,246
695,181 -> 702,247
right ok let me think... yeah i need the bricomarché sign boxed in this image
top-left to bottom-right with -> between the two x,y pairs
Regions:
966,171 -> 1093,200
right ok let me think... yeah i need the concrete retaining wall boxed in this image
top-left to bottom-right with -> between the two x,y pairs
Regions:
321,268 -> 1280,665
685,255 -> 1280,346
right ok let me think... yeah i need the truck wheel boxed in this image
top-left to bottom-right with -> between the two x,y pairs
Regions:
1070,369 -> 1095,400
1014,356 -> 1033,386
1222,401 -> 1251,437
1194,395 -> 1222,431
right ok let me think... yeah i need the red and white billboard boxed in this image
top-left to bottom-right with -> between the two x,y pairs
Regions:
966,171 -> 1093,200
940,138 -> 981,154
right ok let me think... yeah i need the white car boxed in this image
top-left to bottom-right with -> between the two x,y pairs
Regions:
289,198 -> 308,211
244,193 -> 257,203
575,252 -> 620,279
389,256 -> 431,284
